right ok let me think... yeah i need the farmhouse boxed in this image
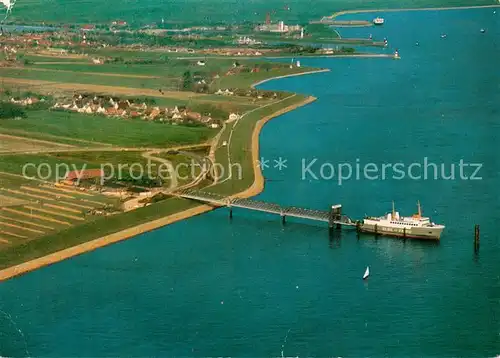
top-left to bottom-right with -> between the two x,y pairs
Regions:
64,169 -> 104,183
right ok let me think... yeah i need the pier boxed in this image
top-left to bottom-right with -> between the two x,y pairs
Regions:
176,189 -> 356,229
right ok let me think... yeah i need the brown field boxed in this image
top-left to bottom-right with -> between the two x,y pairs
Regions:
2,207 -> 72,225
1,188 -> 58,201
31,52 -> 90,59
24,206 -> 85,221
0,194 -> 29,207
0,77 -> 258,107
0,129 -> 113,147
0,231 -> 29,239
0,215 -> 54,230
21,186 -> 75,199
1,222 -> 45,235
42,184 -> 99,197
0,77 -> 205,100
0,134 -> 73,153
12,66 -> 161,79
43,203 -> 81,214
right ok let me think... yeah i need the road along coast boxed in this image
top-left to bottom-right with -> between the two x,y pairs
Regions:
0,93 -> 317,282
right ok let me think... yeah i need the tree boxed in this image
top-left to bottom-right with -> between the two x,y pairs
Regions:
0,102 -> 26,119
182,70 -> 193,91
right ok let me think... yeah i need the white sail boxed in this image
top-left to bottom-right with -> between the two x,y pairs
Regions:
363,266 -> 369,280
0,0 -> 12,10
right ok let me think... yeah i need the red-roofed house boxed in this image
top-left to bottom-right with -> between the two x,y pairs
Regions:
65,169 -> 104,181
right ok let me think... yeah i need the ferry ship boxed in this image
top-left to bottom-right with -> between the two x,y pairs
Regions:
373,17 -> 385,25
359,202 -> 445,240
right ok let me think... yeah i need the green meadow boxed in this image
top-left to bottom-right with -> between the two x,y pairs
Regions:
9,0 -> 490,25
0,110 -> 216,147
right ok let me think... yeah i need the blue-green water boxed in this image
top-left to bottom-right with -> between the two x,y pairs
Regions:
1,8 -> 499,357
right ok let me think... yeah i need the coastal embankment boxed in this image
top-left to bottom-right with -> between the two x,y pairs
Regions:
251,69 -> 330,88
328,4 -> 500,20
0,93 -> 317,282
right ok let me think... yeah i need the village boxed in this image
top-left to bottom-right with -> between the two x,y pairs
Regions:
9,93 -> 236,128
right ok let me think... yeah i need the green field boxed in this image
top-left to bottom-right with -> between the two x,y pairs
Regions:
212,94 -> 309,195
9,0 -> 490,25
0,110 -> 215,147
0,67 -> 170,90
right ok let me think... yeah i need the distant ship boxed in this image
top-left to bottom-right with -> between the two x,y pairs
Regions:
373,17 -> 385,25
358,202 -> 445,240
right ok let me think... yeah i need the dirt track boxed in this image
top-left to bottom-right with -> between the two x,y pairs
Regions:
14,66 -> 161,79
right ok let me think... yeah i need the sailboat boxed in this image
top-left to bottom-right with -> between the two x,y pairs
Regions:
363,266 -> 370,280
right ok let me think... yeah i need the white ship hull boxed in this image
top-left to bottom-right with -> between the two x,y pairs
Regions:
359,202 -> 445,240
359,222 -> 444,240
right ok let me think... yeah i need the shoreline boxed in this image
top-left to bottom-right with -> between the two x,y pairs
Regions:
0,89 -> 317,282
329,4 -> 500,20
251,68 -> 330,88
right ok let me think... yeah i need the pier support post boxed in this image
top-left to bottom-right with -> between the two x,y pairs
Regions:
474,224 -> 480,252
328,224 -> 334,237
229,206 -> 233,220
281,214 -> 286,225
356,221 -> 361,239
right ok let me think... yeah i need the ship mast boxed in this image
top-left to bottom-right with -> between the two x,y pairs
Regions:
392,201 -> 395,218
417,200 -> 422,218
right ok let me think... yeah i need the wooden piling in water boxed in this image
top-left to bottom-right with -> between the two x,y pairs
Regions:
281,214 -> 286,225
474,224 -> 480,252
229,206 -> 233,220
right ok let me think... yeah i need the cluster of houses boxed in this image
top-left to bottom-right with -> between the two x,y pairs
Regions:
199,48 -> 272,56
50,94 -> 224,128
10,97 -> 45,106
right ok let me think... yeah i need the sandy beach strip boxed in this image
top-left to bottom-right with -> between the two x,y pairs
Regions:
0,87 -> 318,282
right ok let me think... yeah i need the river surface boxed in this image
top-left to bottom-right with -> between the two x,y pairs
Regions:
1,8 -> 499,358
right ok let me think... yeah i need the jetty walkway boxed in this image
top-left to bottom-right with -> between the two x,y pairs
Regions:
176,189 -> 356,229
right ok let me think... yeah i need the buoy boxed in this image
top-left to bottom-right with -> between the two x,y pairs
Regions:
480,28 -> 486,33
363,266 -> 370,280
